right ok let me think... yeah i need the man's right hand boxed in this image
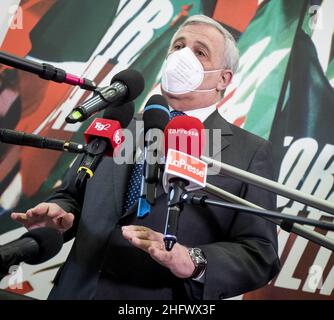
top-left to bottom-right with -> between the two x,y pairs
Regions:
11,202 -> 74,233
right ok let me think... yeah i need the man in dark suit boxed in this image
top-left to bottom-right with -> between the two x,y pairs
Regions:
11,15 -> 280,300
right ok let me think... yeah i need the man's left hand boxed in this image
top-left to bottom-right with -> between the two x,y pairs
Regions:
122,225 -> 195,279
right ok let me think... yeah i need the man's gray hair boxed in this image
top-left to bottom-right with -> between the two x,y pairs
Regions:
170,15 -> 239,73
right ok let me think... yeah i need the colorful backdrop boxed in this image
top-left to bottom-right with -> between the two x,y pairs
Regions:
0,0 -> 333,300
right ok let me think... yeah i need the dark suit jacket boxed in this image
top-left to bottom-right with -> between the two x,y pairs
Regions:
47,110 -> 280,300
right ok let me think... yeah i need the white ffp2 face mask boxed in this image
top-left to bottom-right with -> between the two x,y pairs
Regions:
161,47 -> 223,95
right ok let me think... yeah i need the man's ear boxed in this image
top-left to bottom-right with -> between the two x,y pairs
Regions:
217,70 -> 233,91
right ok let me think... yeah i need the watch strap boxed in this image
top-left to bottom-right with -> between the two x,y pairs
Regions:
188,247 -> 207,279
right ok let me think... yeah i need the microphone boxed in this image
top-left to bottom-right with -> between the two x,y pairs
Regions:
201,155 -> 334,216
163,116 -> 207,251
0,128 -> 86,153
0,227 -> 63,276
66,69 -> 144,123
0,50 -> 96,91
137,95 -> 170,218
75,101 -> 135,190
163,115 -> 207,192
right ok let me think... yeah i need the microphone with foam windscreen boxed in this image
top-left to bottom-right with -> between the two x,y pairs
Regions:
66,69 -> 144,123
75,101 -> 134,190
137,95 -> 170,218
0,227 -> 63,277
163,116 -> 207,250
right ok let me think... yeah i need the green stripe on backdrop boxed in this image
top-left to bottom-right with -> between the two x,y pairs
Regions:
327,59 -> 334,81
29,0 -> 120,61
236,0 -> 306,139
270,28 -> 334,170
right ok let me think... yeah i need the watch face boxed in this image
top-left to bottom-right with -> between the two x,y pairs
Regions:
188,248 -> 207,279
190,248 -> 207,265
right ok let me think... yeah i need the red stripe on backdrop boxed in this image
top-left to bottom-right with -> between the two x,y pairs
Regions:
233,116 -> 245,127
217,88 -> 236,108
0,0 -> 56,56
17,79 -> 76,197
213,0 -> 259,32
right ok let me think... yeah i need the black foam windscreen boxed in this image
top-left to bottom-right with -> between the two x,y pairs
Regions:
111,69 -> 145,101
20,227 -> 63,264
102,100 -> 135,128
143,94 -> 170,135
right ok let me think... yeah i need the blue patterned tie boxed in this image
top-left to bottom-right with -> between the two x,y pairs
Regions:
169,110 -> 186,118
122,110 -> 186,213
122,153 -> 144,213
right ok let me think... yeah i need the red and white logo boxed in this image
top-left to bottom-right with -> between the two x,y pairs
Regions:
113,129 -> 123,145
164,149 -> 207,190
84,118 -> 124,156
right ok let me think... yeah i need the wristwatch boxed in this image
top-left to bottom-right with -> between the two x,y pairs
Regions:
188,247 -> 207,280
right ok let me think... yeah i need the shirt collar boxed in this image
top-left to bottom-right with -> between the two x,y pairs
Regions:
169,103 -> 217,123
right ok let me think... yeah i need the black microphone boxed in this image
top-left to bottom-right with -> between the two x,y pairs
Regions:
75,101 -> 135,191
0,227 -> 63,276
0,50 -> 96,91
0,128 -> 86,153
137,95 -> 170,218
66,69 -> 144,123
164,178 -> 188,251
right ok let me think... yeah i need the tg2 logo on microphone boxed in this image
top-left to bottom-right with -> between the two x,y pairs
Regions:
94,122 -> 111,131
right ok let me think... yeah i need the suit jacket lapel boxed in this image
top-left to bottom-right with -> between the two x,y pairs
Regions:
203,109 -> 233,158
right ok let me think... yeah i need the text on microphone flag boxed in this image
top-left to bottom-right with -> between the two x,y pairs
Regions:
165,149 -> 207,188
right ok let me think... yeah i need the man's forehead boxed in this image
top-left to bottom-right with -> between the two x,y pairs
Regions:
173,24 -> 224,49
